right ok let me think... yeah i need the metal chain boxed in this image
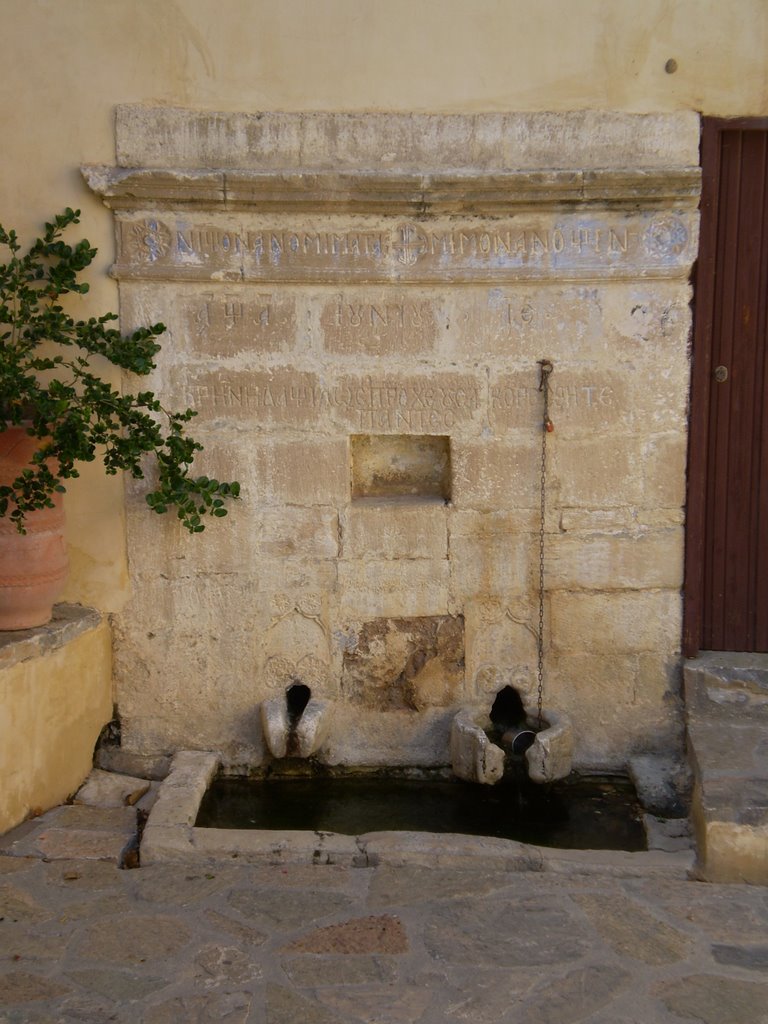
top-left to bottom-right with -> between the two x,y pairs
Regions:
536,359 -> 553,730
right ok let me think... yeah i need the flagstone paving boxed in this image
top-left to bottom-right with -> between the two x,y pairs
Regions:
1,851 -> 768,1023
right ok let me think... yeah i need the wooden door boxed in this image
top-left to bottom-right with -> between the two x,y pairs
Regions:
685,119 -> 768,654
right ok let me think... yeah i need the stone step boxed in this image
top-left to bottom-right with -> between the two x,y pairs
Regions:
684,654 -> 768,884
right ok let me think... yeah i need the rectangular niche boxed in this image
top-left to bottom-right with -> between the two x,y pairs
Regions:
350,434 -> 451,501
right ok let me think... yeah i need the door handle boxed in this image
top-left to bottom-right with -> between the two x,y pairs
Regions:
714,365 -> 729,383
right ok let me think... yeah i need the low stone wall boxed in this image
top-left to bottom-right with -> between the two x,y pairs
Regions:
0,605 -> 112,834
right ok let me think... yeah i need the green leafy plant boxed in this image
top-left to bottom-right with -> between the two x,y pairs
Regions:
0,207 -> 239,532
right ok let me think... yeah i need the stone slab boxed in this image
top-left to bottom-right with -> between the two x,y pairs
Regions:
112,210 -> 699,283
0,604 -> 101,669
114,108 -> 701,172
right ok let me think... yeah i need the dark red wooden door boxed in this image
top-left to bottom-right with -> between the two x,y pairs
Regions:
685,120 -> 768,653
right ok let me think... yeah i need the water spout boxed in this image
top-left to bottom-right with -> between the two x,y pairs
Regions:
260,685 -> 333,760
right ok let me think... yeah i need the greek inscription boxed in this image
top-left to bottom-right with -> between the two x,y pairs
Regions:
196,293 -> 274,335
331,297 -> 428,330
322,294 -> 438,355
490,384 -> 615,411
186,373 -> 481,431
117,212 -> 693,283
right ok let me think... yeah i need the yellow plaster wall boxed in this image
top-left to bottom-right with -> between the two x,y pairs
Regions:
0,620 -> 113,833
2,0 -> 767,612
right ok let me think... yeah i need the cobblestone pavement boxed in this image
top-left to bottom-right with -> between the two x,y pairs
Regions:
2,852 -> 768,1023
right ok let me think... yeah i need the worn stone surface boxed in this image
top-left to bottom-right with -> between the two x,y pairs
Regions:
712,945 -> 768,971
264,983 -> 338,1024
74,770 -> 150,808
0,604 -> 101,670
342,616 -> 464,712
686,657 -> 768,883
281,954 -> 397,986
94,109 -> 697,771
226,888 -> 353,930
450,710 -> 505,785
656,974 -> 768,1024
75,914 -> 193,963
0,824 -> 767,1024
143,991 -> 252,1024
423,898 -> 590,965
114,108 -> 701,172
285,914 -> 408,954
525,708 -> 573,783
522,964 -> 631,1024
573,891 -> 691,964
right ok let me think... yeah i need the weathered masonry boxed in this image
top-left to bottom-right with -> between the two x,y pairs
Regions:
85,108 -> 700,770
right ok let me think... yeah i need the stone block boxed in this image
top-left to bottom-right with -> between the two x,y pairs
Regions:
117,572 -> 262,639
116,108 -> 700,172
320,705 -> 455,767
642,434 -> 688,507
178,288 -> 297,356
551,436 -> 643,508
463,598 -> 539,705
338,559 -> 450,619
452,442 -> 538,512
446,286 -> 603,362
260,507 -> 339,559
694,820 -> 768,884
342,500 -> 448,560
558,507 -> 634,533
179,367 -> 323,426
449,517 -> 532,600
318,290 -> 442,356
541,653 -> 669,768
74,770 -> 150,808
490,368 -> 627,435
600,282 -> 693,349
125,498 -> 261,577
450,709 -> 505,785
255,438 -> 349,506
629,753 -> 691,817
332,372 -> 484,436
546,528 -> 684,590
550,590 -> 682,654
144,751 -> 219,828
119,282 -> 297,357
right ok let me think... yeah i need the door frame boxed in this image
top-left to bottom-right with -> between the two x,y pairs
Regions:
683,116 -> 768,657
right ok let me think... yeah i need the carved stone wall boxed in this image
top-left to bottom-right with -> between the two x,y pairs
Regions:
87,107 -> 700,769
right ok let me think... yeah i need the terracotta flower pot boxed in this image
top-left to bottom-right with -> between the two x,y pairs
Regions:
0,426 -> 69,630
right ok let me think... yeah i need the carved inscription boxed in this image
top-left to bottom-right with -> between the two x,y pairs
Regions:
115,212 -> 696,283
183,370 -> 482,431
182,291 -> 295,355
490,372 -> 625,430
321,293 -> 439,354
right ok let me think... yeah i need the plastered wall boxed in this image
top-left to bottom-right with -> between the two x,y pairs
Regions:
2,0 -> 767,613
0,610 -> 112,833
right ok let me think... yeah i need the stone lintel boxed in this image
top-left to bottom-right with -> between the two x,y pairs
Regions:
114,106 -> 701,171
83,165 -> 701,215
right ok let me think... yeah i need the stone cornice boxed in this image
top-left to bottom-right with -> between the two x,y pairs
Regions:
83,165 -> 701,216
